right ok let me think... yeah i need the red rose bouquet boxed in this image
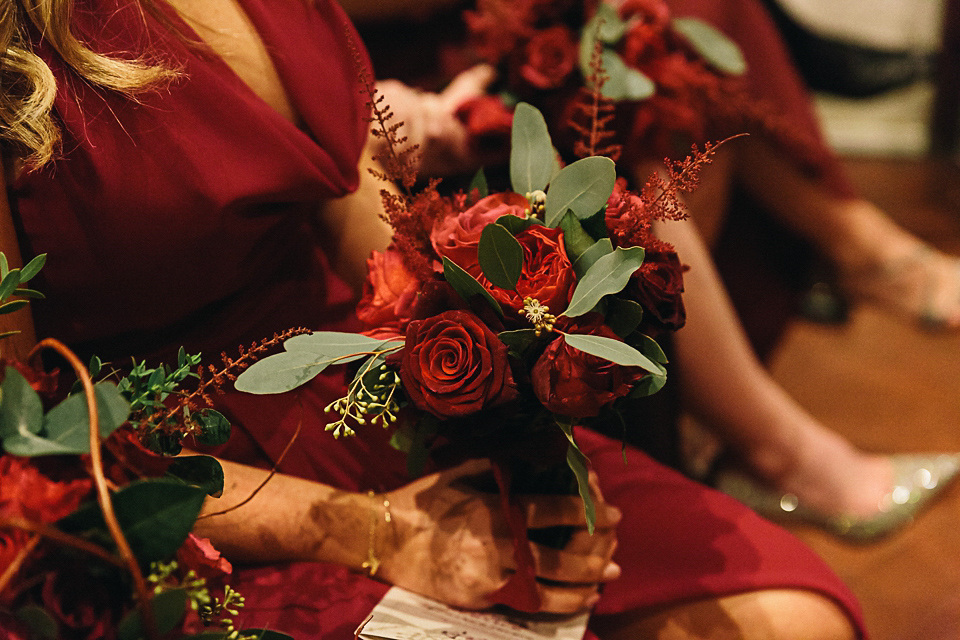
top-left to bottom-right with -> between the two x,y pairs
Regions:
458,0 -> 752,164
235,99 -> 718,609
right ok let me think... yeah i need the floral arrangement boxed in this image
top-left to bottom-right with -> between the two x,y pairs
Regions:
458,0 -> 751,165
0,259 -> 296,640
236,92 -> 720,610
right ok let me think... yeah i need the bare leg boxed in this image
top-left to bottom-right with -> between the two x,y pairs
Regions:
655,215 -> 892,517
591,588 -> 856,640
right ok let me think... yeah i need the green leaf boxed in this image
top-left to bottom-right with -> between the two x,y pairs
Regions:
37,383 -> 130,453
59,480 -> 207,565
556,421 -> 596,534
0,253 -> 8,279
442,257 -> 504,317
579,4 -> 625,75
478,224 -> 523,290
117,589 -> 188,640
510,102 -> 554,195
235,349 -> 355,395
631,332 -> 668,365
236,631 -> 295,640
559,210 -> 598,264
166,456 -> 225,497
496,213 -> 541,236
564,246 -> 645,317
19,253 -> 46,282
11,288 -> 44,299
545,156 -> 616,227
0,269 -> 19,301
600,50 -> 656,101
0,299 -> 28,315
469,168 -> 489,198
562,333 -> 662,374
283,331 -> 393,357
672,17 -> 747,75
630,370 -> 667,398
572,238 -> 614,279
193,409 -> 231,446
606,297 -> 644,337
497,328 -> 541,359
15,605 -> 59,640
0,366 -> 44,440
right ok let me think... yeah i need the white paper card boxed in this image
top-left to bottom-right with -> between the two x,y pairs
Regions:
356,587 -> 590,640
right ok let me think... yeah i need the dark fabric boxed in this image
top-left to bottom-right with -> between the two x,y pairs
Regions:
9,1 -> 866,638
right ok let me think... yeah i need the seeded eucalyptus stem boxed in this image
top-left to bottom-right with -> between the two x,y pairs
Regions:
29,338 -> 159,640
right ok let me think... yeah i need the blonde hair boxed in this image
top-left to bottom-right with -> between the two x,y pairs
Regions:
0,0 -> 177,168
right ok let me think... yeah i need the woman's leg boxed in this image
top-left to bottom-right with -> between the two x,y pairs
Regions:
592,589 -> 856,640
655,214 -> 893,517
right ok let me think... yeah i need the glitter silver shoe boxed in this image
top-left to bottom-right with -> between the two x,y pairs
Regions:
714,453 -> 960,543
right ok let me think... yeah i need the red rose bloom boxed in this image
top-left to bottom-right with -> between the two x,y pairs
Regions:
532,320 -> 646,418
517,25 -> 578,90
176,533 -> 233,585
629,249 -> 686,330
478,224 -> 577,317
431,192 -> 530,273
400,310 -> 518,419
357,244 -> 422,332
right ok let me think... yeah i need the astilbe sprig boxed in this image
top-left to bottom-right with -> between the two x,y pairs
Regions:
569,35 -> 622,161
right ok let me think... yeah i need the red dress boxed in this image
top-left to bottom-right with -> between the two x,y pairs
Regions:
11,0 -> 866,638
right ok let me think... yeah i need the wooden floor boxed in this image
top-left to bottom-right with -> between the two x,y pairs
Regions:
767,156 -> 960,640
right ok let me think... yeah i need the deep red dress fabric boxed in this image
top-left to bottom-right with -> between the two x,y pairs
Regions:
11,1 -> 866,638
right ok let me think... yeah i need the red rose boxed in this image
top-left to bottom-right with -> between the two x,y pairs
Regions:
517,25 -> 578,90
478,224 -> 577,317
357,244 -> 422,332
532,320 -> 646,418
628,249 -> 686,330
0,455 -> 92,523
431,192 -> 530,273
400,310 -> 518,419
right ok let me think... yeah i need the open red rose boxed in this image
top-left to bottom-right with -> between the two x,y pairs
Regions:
532,320 -> 646,418
0,455 -> 92,523
357,243 -> 422,333
517,25 -> 578,90
477,224 -> 577,317
629,249 -> 686,330
431,192 -> 530,273
399,310 -> 518,419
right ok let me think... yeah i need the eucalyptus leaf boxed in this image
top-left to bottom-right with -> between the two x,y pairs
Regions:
59,480 -> 207,565
672,17 -> 747,75
559,210 -> 597,264
478,224 -> 523,290
0,366 -> 43,440
510,102 -> 554,195
283,332 -> 393,356
0,269 -> 21,300
497,328 -> 541,357
564,246 -> 645,317
0,253 -> 8,279
11,288 -> 44,299
469,168 -> 489,198
117,588 -> 188,640
38,382 -> 131,453
193,408 -> 231,446
166,456 -> 225,497
3,430 -> 78,457
545,156 -> 616,227
235,350 -> 343,395
600,50 -> 655,101
630,370 -> 668,398
579,3 -> 625,76
631,332 -> 669,365
563,333 -> 662,374
556,421 -> 596,534
442,257 -> 504,317
606,297 -> 644,337
572,238 -> 614,278
19,253 -> 46,282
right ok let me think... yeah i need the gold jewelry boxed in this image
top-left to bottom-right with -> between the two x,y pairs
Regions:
361,490 -> 391,577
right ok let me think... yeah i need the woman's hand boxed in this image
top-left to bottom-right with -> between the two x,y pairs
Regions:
379,459 -> 622,614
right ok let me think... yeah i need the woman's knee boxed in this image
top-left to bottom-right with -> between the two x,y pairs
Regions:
590,588 -> 857,640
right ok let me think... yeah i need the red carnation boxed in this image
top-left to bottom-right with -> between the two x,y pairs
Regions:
399,310 -> 518,420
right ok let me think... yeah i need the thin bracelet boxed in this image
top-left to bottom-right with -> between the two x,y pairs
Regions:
361,490 -> 391,577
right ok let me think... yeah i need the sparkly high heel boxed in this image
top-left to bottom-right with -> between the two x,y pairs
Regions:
714,453 -> 960,543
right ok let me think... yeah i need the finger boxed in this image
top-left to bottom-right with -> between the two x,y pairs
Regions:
521,494 -> 622,529
531,545 -> 621,585
556,527 -> 619,557
536,582 -> 602,615
441,64 -> 497,107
